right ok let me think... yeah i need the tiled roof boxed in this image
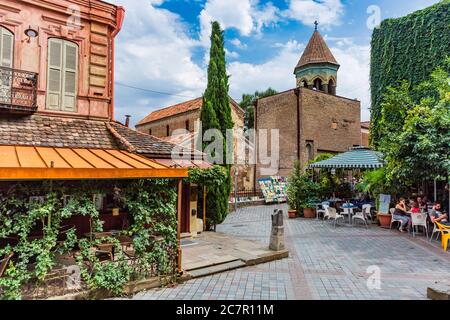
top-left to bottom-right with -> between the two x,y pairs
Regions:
0,115 -> 119,149
0,115 -> 200,159
361,121 -> 371,129
109,122 -> 181,157
136,97 -> 203,126
136,96 -> 245,127
295,31 -> 339,71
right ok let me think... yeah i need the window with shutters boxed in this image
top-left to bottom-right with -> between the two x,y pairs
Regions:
46,38 -> 78,112
0,26 -> 14,105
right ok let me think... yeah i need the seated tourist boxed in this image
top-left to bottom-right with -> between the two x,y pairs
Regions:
410,201 -> 421,214
429,202 -> 449,226
393,197 -> 411,232
417,196 -> 427,211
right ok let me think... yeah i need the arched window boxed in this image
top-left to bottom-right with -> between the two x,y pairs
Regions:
328,79 -> 335,95
185,120 -> 190,131
166,125 -> 170,136
313,78 -> 323,91
306,143 -> 314,161
302,80 -> 308,88
46,38 -> 78,111
148,128 -> 152,135
0,26 -> 13,68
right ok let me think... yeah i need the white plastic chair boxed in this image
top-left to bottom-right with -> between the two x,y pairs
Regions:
322,204 -> 330,220
362,204 -> 372,221
411,213 -> 428,239
353,206 -> 370,228
317,202 -> 330,220
327,207 -> 345,228
390,208 -> 404,230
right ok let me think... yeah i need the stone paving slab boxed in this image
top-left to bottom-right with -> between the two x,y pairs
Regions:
182,231 -> 289,273
128,204 -> 450,300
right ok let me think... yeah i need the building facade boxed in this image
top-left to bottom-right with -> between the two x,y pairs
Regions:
255,27 -> 361,182
136,97 -> 255,191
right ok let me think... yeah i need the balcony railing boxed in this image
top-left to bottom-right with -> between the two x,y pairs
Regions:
0,66 -> 38,113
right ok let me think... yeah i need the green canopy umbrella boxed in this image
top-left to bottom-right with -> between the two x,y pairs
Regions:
308,147 -> 384,169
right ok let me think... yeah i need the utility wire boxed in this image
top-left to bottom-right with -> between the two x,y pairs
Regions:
115,82 -> 199,99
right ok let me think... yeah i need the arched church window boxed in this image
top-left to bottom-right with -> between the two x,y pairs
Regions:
328,79 -> 335,95
313,78 -> 323,91
306,143 -> 314,161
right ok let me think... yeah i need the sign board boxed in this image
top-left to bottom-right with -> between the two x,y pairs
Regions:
379,194 -> 391,214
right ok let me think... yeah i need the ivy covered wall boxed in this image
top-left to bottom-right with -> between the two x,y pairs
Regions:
370,0 -> 450,145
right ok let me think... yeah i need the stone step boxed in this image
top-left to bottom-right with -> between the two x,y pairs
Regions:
187,260 -> 247,279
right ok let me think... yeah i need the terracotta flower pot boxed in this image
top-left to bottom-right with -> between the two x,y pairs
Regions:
377,213 -> 392,229
288,209 -> 297,219
303,208 -> 316,219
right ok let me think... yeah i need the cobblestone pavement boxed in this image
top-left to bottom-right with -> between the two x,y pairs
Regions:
131,204 -> 450,300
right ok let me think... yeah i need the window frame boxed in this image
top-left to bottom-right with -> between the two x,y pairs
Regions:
46,38 -> 79,112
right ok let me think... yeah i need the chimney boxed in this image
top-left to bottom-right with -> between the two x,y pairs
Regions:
125,115 -> 131,127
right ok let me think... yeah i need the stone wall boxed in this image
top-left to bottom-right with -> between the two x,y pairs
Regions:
255,88 -> 361,184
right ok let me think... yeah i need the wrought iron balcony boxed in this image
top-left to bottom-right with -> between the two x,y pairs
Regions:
0,67 -> 38,113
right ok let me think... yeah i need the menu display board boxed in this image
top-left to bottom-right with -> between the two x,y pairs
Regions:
258,176 -> 287,204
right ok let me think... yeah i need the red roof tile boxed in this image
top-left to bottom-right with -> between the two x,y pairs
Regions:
136,97 -> 245,127
295,31 -> 339,71
136,97 -> 203,126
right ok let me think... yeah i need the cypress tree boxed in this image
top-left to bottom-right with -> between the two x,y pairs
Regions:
200,21 -> 233,228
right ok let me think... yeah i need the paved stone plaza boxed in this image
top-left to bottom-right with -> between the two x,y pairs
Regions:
131,204 -> 450,300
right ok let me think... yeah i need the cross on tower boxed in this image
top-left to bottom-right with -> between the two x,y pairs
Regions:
314,21 -> 318,31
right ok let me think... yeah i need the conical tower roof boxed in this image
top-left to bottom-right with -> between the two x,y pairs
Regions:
295,30 -> 339,71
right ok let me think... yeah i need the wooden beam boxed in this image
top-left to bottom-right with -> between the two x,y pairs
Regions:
177,178 -> 183,274
203,186 -> 207,232
0,168 -> 188,180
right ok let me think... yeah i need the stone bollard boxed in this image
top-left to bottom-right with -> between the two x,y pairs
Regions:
269,209 -> 285,251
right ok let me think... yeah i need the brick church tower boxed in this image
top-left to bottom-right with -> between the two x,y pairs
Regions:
294,22 -> 339,95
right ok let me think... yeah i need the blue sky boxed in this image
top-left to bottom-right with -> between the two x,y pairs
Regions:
109,0 -> 442,127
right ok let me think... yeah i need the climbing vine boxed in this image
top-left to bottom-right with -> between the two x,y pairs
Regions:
0,179 -> 178,300
370,0 -> 450,145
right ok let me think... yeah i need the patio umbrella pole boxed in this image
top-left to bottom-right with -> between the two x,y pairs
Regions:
434,179 -> 437,202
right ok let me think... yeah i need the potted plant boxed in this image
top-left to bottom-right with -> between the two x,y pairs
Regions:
287,162 -> 302,219
298,178 -> 320,219
288,161 -> 320,219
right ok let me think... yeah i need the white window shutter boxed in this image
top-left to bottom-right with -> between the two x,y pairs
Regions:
61,41 -> 77,112
46,39 -> 63,110
0,28 -> 13,68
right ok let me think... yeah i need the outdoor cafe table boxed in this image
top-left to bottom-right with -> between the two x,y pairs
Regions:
341,203 -> 359,226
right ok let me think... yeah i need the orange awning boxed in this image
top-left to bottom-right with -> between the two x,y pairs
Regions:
0,146 -> 188,180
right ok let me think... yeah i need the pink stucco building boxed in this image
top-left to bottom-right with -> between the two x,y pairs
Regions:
0,0 -> 124,119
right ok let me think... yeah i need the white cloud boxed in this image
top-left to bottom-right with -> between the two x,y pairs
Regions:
228,39 -> 371,121
109,0 -> 205,125
332,44 -> 371,121
228,41 -> 304,98
286,0 -> 344,29
199,0 -> 280,44
230,38 -> 247,49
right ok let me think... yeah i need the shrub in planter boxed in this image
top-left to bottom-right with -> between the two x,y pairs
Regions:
288,162 -> 320,219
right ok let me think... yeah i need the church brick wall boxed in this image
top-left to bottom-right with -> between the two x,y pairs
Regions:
255,88 -> 361,184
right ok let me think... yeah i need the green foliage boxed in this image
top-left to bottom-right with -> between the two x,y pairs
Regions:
200,21 -> 233,228
240,88 -> 278,129
187,166 -> 227,187
370,0 -> 450,145
378,65 -> 450,186
287,162 -> 320,211
0,180 -> 178,300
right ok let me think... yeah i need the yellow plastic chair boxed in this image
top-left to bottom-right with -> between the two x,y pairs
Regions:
435,222 -> 450,251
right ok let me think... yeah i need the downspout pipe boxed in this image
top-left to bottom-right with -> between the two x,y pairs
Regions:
110,6 -> 125,121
